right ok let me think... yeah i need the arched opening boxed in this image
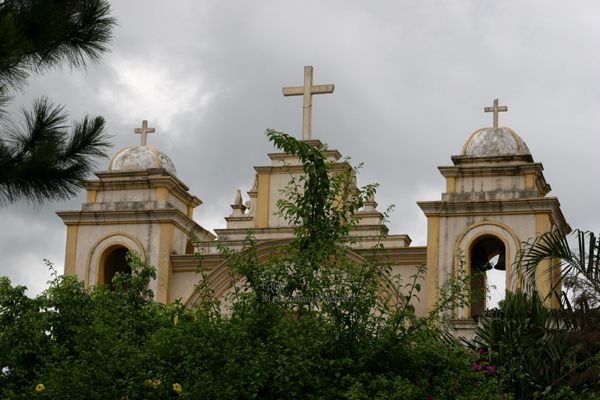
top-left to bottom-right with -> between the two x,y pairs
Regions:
470,236 -> 506,318
101,246 -> 131,290
185,239 -> 194,255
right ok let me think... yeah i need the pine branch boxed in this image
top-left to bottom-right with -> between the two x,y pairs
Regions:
0,1 -> 115,207
0,0 -> 116,92
0,97 -> 112,206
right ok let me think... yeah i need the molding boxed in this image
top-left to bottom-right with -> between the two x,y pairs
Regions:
451,154 -> 534,165
183,239 -> 405,308
85,173 -> 201,207
418,197 -> 570,233
453,222 -> 521,318
86,232 -> 146,287
56,208 -> 216,240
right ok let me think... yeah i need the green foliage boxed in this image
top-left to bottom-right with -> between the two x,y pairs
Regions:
485,229 -> 600,398
0,254 -> 165,399
436,249 -> 477,326
0,0 -> 116,206
0,0 -> 116,91
470,291 -> 576,398
471,289 -> 600,398
518,229 -> 600,309
0,97 -> 112,206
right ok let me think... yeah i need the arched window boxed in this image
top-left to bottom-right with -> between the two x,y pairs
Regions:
469,236 -> 506,318
101,246 -> 131,290
185,239 -> 195,255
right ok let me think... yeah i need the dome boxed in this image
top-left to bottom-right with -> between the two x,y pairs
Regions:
108,145 -> 177,176
461,127 -> 530,157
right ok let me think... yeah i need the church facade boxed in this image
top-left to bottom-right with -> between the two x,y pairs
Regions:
56,68 -> 570,332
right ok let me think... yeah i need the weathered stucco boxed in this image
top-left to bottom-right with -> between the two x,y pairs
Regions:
110,145 -> 177,176
464,127 -> 530,156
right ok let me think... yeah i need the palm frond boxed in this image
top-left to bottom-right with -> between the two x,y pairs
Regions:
516,230 -> 600,307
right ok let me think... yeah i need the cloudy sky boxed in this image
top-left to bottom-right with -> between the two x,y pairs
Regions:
1,1 -> 599,298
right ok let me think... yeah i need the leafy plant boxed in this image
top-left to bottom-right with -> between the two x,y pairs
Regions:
518,229 -> 600,309
470,290 -> 575,398
512,229 -> 600,395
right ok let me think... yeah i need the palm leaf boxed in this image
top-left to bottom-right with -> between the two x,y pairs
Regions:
516,230 -> 600,305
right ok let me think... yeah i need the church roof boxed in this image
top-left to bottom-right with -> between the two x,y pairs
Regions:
108,145 -> 177,176
107,120 -> 178,176
461,127 -> 531,157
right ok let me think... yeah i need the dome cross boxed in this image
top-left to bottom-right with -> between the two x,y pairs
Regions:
134,120 -> 155,146
283,66 -> 334,140
484,99 -> 508,128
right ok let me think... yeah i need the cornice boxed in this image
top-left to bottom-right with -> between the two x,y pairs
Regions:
85,170 -> 202,207
417,197 -> 570,232
56,208 -> 216,239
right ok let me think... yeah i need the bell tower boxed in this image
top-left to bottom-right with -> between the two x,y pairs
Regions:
418,100 -> 570,333
56,121 -> 215,303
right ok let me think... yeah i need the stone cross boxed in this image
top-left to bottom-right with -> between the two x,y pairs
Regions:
484,99 -> 508,128
282,66 -> 334,140
134,120 -> 155,146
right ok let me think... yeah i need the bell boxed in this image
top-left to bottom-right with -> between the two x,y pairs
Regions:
471,243 -> 490,271
494,248 -> 506,271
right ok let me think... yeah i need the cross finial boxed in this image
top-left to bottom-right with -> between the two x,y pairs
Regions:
134,120 -> 155,146
484,99 -> 508,128
282,66 -> 334,140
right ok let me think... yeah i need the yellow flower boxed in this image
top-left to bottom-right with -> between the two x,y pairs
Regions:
193,316 -> 197,321
174,315 -> 179,326
152,379 -> 161,388
173,383 -> 182,392
35,384 -> 45,392
144,379 -> 152,386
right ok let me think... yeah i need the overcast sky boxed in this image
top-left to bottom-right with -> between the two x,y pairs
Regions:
1,1 -> 599,298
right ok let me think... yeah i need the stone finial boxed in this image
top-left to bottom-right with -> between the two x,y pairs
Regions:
230,190 -> 247,217
134,120 -> 155,146
282,66 -> 334,140
361,194 -> 378,213
251,174 -> 258,191
234,189 -> 243,205
484,99 -> 508,128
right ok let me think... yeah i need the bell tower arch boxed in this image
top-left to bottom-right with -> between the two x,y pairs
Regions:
98,245 -> 130,290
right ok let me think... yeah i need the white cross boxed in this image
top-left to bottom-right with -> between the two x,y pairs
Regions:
283,66 -> 334,140
134,120 -> 155,146
484,99 -> 508,128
